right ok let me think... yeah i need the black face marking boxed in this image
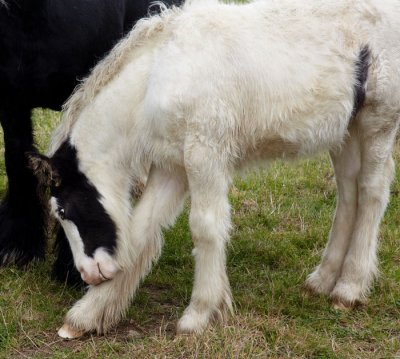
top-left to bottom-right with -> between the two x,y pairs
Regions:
351,45 -> 371,118
50,141 -> 117,257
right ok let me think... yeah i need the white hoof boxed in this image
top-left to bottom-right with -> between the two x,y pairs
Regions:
305,268 -> 337,295
177,308 -> 210,335
57,323 -> 85,339
332,299 -> 352,311
330,281 -> 365,309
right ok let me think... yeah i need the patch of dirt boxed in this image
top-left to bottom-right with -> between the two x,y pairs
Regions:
9,282 -> 183,359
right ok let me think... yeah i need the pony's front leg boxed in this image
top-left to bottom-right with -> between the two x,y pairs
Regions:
177,148 -> 233,334
59,268 -> 139,337
59,165 -> 187,337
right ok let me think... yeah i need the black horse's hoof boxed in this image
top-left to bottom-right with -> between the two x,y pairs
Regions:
0,203 -> 46,267
0,248 -> 44,267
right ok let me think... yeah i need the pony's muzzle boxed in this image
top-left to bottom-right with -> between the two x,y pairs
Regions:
80,263 -> 117,285
77,248 -> 120,285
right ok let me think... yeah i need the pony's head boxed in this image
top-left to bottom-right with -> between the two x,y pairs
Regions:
27,142 -> 120,285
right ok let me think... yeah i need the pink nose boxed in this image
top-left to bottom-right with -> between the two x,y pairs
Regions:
80,268 -> 104,285
75,248 -> 119,285
79,263 -> 118,285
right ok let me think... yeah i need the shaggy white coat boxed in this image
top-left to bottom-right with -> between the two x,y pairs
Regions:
50,0 -> 400,335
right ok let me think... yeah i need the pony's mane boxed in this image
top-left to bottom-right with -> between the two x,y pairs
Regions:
48,2 -> 182,155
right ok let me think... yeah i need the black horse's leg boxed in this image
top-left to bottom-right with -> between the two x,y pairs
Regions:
53,227 -> 83,287
0,108 -> 46,265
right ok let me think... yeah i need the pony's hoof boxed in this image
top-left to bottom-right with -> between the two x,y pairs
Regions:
57,323 -> 85,339
177,311 -> 207,335
330,281 -> 365,311
304,270 -> 336,296
332,299 -> 352,311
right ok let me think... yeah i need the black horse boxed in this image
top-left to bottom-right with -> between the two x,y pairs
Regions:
0,0 -> 181,284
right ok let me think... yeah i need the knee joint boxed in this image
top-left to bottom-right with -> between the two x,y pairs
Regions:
189,208 -> 230,247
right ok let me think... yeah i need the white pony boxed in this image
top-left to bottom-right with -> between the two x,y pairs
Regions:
29,0 -> 400,338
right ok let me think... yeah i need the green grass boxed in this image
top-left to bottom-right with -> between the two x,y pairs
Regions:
1,109 -> 400,358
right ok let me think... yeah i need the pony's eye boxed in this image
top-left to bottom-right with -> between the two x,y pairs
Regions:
58,208 -> 65,220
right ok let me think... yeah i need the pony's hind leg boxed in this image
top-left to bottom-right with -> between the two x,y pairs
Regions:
305,128 -> 360,295
330,113 -> 398,308
177,146 -> 233,334
59,165 -> 188,336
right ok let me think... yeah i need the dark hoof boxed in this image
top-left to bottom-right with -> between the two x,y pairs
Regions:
0,248 -> 44,267
0,203 -> 46,267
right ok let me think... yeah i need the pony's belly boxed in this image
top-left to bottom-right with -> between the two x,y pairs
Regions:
240,123 -> 347,166
238,137 -> 303,172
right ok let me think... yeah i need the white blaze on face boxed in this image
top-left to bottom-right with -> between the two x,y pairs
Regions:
50,197 -> 119,285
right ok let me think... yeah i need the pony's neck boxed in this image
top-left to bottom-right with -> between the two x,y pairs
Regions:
70,125 -> 135,201
70,129 -> 136,242
53,11 -> 169,227
67,79 -> 146,230
66,39 -> 154,193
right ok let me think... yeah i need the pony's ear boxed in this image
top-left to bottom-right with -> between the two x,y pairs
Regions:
26,152 -> 61,188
